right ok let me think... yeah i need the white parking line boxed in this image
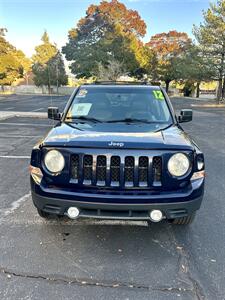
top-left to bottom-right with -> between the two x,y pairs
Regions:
32,108 -> 44,112
0,193 -> 148,227
0,135 -> 41,138
0,193 -> 31,223
5,107 -> 15,110
0,155 -> 30,159
3,193 -> 31,217
0,122 -> 50,127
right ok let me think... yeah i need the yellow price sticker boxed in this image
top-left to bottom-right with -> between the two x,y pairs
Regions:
153,90 -> 164,100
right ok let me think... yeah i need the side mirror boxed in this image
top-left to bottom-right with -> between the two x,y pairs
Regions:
48,107 -> 61,120
178,109 -> 193,123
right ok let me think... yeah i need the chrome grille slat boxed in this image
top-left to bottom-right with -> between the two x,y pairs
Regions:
120,156 -> 125,188
70,153 -> 162,188
134,157 -> 139,187
106,155 -> 111,186
148,157 -> 153,187
92,155 -> 97,185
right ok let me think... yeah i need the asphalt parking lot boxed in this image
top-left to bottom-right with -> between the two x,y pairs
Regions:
0,94 -> 225,300
0,94 -> 68,112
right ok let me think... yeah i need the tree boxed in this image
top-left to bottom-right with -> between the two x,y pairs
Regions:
14,50 -> 32,85
86,0 -> 146,38
176,45 -> 215,97
193,0 -> 225,102
146,31 -> 192,91
47,51 -> 68,93
32,31 -> 57,65
0,28 -> 23,89
32,32 -> 68,93
62,0 -> 147,78
128,36 -> 157,80
97,58 -> 124,80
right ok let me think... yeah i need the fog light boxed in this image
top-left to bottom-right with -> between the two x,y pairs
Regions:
149,210 -> 163,222
197,160 -> 204,170
67,207 -> 80,219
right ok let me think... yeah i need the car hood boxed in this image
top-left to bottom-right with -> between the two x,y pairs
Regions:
41,122 -> 195,150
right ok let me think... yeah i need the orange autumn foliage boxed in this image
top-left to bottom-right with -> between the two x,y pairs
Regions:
79,0 -> 146,38
146,30 -> 192,58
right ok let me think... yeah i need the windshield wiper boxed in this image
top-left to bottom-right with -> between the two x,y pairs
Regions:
106,118 -> 157,124
155,123 -> 173,132
65,116 -> 103,123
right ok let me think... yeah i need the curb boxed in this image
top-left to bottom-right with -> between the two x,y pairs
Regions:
171,96 -> 215,102
191,104 -> 225,108
0,111 -> 47,121
0,93 -> 68,99
14,93 -> 69,97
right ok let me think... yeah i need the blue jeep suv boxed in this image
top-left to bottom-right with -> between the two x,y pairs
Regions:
30,83 -> 205,225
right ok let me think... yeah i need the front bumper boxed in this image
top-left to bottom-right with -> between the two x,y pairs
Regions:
32,192 -> 202,220
31,177 -> 204,220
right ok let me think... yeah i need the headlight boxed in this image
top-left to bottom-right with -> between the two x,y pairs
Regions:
44,150 -> 65,174
168,153 -> 190,177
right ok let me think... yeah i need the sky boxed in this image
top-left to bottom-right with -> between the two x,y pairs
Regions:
0,0 -> 211,58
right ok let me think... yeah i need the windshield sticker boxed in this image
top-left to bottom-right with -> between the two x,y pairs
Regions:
153,90 -> 164,100
73,103 -> 92,116
77,89 -> 88,98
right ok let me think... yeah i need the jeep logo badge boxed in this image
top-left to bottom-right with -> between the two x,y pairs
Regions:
108,141 -> 124,147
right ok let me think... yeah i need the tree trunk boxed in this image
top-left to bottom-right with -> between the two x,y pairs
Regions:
165,80 -> 170,93
196,82 -> 201,98
217,78 -> 223,103
48,84 -> 51,95
217,52 -> 224,103
222,76 -> 225,100
25,74 -> 29,85
56,63 -> 59,95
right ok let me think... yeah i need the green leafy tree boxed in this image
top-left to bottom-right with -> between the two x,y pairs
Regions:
47,51 -> 68,92
32,32 -> 68,93
32,31 -> 57,64
193,0 -> 225,102
176,45 -> 215,97
14,50 -> 32,85
0,28 -> 21,89
62,0 -> 147,78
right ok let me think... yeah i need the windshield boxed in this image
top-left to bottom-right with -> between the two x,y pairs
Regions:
65,87 -> 173,125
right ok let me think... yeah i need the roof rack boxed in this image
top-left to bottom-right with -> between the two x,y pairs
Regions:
84,81 -> 149,85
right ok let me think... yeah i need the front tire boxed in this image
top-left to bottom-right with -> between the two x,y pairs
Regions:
37,208 -> 52,219
170,213 -> 196,225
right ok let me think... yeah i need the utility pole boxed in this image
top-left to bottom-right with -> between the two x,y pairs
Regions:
56,56 -> 59,95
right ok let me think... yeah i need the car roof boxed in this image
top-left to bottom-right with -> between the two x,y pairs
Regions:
80,84 -> 161,90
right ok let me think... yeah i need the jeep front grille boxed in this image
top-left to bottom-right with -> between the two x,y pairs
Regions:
96,155 -> 107,185
83,155 -> 93,184
70,154 -> 162,188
